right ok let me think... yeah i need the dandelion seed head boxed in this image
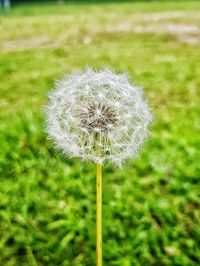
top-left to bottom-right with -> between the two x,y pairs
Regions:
45,68 -> 152,166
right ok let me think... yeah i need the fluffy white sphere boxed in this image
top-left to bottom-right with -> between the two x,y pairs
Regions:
45,69 -> 152,166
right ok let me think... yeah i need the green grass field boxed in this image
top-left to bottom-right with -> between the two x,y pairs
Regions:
0,1 -> 200,265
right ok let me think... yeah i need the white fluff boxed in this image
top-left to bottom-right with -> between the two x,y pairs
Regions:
45,69 -> 152,166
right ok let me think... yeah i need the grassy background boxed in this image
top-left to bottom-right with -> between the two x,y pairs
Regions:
0,1 -> 200,265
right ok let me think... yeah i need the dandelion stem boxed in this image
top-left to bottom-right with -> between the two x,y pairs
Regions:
96,162 -> 102,266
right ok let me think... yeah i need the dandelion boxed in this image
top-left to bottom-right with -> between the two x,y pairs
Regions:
45,68 -> 152,266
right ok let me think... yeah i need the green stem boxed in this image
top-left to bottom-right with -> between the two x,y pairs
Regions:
96,162 -> 102,266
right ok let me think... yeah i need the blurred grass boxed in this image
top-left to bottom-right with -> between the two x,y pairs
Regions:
0,1 -> 200,265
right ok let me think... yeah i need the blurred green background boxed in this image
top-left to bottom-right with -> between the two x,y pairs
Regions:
0,0 -> 200,265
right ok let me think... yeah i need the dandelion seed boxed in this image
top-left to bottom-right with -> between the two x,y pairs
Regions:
45,68 -> 152,166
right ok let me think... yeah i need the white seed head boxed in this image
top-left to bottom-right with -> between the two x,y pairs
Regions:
45,68 -> 152,166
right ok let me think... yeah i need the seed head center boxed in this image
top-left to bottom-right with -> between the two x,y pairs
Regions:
79,102 -> 118,133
